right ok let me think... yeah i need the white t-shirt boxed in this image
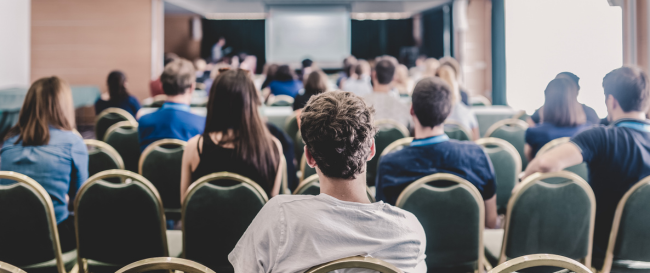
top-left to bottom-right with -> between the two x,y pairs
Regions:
228,194 -> 427,273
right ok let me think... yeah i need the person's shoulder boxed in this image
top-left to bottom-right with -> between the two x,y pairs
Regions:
265,194 -> 318,210
49,129 -> 84,146
379,202 -> 425,230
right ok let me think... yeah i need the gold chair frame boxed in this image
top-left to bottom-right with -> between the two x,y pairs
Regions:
536,137 -> 571,155
267,94 -> 295,106
475,137 -> 522,176
279,154 -> 290,194
152,94 -> 168,105
95,108 -> 137,140
103,121 -> 138,142
395,173 -> 485,272
511,110 -> 527,121
484,119 -> 529,139
469,96 -> 493,107
0,261 -> 26,273
375,119 -> 410,137
601,175 -> 650,273
84,139 -> 125,170
380,137 -> 414,158
73,170 -> 169,273
488,254 -> 593,273
299,152 -> 312,182
496,171 -> 596,267
115,257 -> 215,273
445,120 -> 473,140
0,171 -> 68,273
305,256 -> 402,273
138,139 -> 187,175
294,174 -> 320,195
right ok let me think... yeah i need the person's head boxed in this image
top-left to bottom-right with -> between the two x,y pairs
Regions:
556,72 -> 580,92
7,76 -> 75,145
194,59 -> 207,72
265,63 -> 279,77
205,69 -> 279,187
217,37 -> 226,46
423,58 -> 440,78
107,70 -> 129,102
164,52 -> 179,67
394,64 -> 409,84
542,78 -> 586,127
161,59 -> 196,98
302,59 -> 313,69
603,66 -> 650,119
415,55 -> 427,67
373,59 -> 396,85
343,55 -> 358,67
439,57 -> 462,82
301,91 -> 376,180
436,65 -> 460,104
275,65 -> 296,82
356,60 -> 371,76
304,70 -> 328,95
411,77 -> 452,129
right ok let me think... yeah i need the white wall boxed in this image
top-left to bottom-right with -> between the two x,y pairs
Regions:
0,0 -> 30,89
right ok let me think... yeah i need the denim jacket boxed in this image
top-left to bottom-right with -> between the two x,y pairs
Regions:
1,128 -> 88,224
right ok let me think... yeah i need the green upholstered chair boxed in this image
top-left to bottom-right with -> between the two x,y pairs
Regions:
0,171 -> 76,273
484,171 -> 595,269
600,175 -> 650,273
488,254 -> 593,273
139,139 -> 186,219
279,155 -> 291,194
74,170 -> 177,273
512,110 -> 529,123
115,257 -> 215,273
104,121 -> 141,173
537,137 -> 589,182
476,138 -> 521,213
182,172 -> 268,273
300,153 -> 317,182
367,120 -> 409,186
84,139 -> 124,181
305,256 -> 402,273
284,112 -> 299,144
469,96 -> 492,107
396,173 -> 485,272
267,95 -> 294,107
444,121 -> 473,141
294,131 -> 305,168
484,119 -> 528,171
0,261 -> 27,273
95,108 -> 136,141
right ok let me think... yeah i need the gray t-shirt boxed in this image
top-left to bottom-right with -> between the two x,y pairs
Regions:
447,102 -> 478,130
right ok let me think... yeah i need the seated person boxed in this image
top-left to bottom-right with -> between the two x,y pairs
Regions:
1,76 -> 88,252
180,69 -> 284,200
95,70 -> 141,117
528,72 -> 600,126
342,60 -> 373,96
523,66 -> 650,267
138,59 -> 205,151
362,59 -> 412,129
268,65 -> 302,98
229,91 -> 427,272
524,78 -> 591,160
376,77 -> 497,228
437,65 -> 480,140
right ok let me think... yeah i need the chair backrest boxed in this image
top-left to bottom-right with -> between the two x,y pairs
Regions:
601,175 -> 650,273
444,121 -> 472,141
294,174 -> 321,195
95,108 -> 137,141
300,153 -> 317,182
139,139 -> 186,211
537,137 -> 589,182
268,94 -> 295,106
84,139 -> 124,178
499,171 -> 595,267
396,173 -> 484,272
488,254 -> 593,273
151,94 -> 167,108
0,171 -> 66,273
511,110 -> 529,122
0,261 -> 26,273
475,137 -> 521,213
104,121 -> 141,173
284,112 -> 299,144
182,172 -> 268,272
469,96 -> 492,107
305,256 -> 403,273
115,257 -> 215,273
367,120 -> 409,186
74,170 -> 168,272
279,154 -> 290,194
294,131 -> 305,167
484,119 -> 528,170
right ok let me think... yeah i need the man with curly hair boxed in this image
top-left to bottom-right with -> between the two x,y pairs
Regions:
229,91 -> 427,272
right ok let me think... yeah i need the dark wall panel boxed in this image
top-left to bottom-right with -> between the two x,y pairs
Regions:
351,19 -> 415,60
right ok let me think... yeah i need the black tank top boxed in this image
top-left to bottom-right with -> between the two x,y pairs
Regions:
191,135 -> 274,196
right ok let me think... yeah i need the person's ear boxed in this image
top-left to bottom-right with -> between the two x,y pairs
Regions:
305,146 -> 317,168
367,140 -> 376,161
410,105 -> 415,116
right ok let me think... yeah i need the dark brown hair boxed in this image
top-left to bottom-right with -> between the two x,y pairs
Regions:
300,91 -> 376,179
107,70 -> 129,101
6,76 -> 75,145
161,59 -> 195,96
303,71 -> 327,95
412,77 -> 453,127
603,66 -> 650,112
541,78 -> 586,127
374,59 -> 395,85
205,69 -> 279,188
274,65 -> 296,82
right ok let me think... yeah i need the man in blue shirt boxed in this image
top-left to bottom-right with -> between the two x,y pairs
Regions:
376,77 -> 498,228
138,59 -> 206,151
523,66 -> 650,266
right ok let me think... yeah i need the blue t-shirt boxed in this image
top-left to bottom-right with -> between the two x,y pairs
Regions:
95,95 -> 141,118
269,80 -> 303,98
526,123 -> 591,157
1,128 -> 89,224
138,102 -> 205,151
571,118 -> 650,259
376,134 -> 497,205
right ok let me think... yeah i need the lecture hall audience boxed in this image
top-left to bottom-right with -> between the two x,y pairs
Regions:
94,70 -> 141,118
180,69 -> 283,200
376,77 -> 498,228
229,91 -> 427,272
437,65 -> 480,140
523,66 -> 650,267
1,76 -> 88,252
362,59 -> 412,129
138,59 -> 206,151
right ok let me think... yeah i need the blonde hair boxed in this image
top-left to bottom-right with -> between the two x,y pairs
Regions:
7,76 -> 75,145
436,65 -> 460,104
423,58 -> 441,78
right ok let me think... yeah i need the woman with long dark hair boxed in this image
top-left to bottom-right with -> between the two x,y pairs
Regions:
268,65 -> 302,98
180,69 -> 283,200
95,70 -> 141,117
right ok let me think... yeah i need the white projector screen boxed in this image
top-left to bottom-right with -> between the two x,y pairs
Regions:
266,6 -> 350,69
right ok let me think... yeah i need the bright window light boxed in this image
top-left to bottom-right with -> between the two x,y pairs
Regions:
505,0 -> 622,117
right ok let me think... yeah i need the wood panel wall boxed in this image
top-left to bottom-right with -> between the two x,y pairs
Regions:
463,0 -> 492,99
31,0 -> 155,100
164,14 -> 201,61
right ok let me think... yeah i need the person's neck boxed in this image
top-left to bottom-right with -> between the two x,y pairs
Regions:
319,172 -> 370,204
611,111 -> 647,122
414,124 -> 445,139
165,94 -> 190,105
373,83 -> 391,93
